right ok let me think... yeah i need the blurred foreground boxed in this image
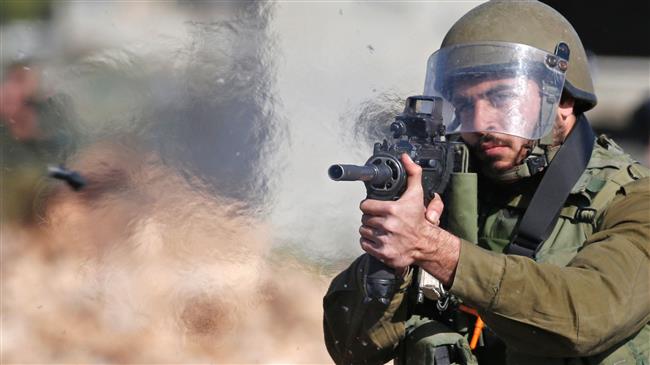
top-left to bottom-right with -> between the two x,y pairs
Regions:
2,141 -> 330,363
1,2 -> 336,363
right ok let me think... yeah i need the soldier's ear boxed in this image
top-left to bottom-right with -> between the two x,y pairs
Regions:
553,93 -> 577,144
558,93 -> 575,119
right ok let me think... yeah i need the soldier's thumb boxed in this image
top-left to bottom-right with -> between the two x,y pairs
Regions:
425,193 -> 444,225
401,153 -> 423,193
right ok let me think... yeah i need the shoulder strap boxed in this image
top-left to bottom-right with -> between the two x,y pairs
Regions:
505,115 -> 595,258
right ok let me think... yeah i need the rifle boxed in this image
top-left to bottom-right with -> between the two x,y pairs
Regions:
48,165 -> 86,191
328,95 -> 470,306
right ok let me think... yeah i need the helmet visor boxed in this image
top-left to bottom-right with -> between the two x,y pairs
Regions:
423,42 -> 567,140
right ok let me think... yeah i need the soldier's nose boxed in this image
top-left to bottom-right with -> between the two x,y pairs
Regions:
471,99 -> 498,131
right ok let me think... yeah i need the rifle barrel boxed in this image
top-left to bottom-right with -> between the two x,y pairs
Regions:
328,164 -> 390,183
328,164 -> 376,181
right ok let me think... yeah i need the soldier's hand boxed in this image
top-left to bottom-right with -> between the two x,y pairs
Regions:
359,153 -> 439,272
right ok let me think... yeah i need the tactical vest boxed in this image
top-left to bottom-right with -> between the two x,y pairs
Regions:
477,135 -> 649,365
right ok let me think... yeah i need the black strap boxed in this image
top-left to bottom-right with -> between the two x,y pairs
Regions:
434,346 -> 451,365
505,115 -> 595,258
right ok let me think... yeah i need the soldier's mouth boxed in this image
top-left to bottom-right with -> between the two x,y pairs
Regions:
479,141 -> 510,156
476,132 -> 509,151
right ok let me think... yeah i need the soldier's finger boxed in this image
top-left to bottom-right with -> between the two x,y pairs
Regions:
360,224 -> 388,239
360,238 -> 384,259
361,214 -> 386,228
359,198 -> 393,216
426,193 -> 444,225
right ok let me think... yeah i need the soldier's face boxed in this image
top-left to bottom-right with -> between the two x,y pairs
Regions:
452,77 -> 542,172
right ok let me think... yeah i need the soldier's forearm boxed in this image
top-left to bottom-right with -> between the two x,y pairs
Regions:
414,226 -> 461,287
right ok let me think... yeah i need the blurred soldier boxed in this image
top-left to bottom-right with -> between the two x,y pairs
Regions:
1,62 -> 45,140
323,1 -> 650,364
1,62 -> 78,222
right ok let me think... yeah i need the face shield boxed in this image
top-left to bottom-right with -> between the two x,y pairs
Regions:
423,42 -> 567,140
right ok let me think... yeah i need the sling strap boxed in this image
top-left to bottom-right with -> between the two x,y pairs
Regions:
505,115 -> 595,258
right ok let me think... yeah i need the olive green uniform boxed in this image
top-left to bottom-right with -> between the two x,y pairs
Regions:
323,135 -> 650,364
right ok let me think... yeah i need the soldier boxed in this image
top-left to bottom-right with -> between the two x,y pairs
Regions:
0,61 -> 79,222
323,1 -> 650,364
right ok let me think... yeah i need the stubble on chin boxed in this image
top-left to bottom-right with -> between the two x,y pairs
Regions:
481,154 -> 514,174
470,133 -> 534,174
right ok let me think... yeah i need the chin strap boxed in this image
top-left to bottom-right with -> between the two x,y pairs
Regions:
482,132 -> 561,183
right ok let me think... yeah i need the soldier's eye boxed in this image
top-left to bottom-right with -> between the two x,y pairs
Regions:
452,97 -> 473,114
487,89 -> 517,108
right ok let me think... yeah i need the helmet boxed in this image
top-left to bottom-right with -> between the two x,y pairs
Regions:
423,0 -> 596,140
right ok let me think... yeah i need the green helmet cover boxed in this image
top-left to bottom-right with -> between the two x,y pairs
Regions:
440,0 -> 596,112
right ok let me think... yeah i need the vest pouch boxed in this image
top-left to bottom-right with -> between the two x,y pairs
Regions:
446,172 -> 478,243
395,315 -> 478,365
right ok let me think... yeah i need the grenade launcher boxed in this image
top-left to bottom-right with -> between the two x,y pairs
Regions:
328,95 -> 470,306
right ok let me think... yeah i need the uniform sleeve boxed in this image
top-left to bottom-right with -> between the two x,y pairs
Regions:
449,177 -> 650,357
323,254 -> 412,364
